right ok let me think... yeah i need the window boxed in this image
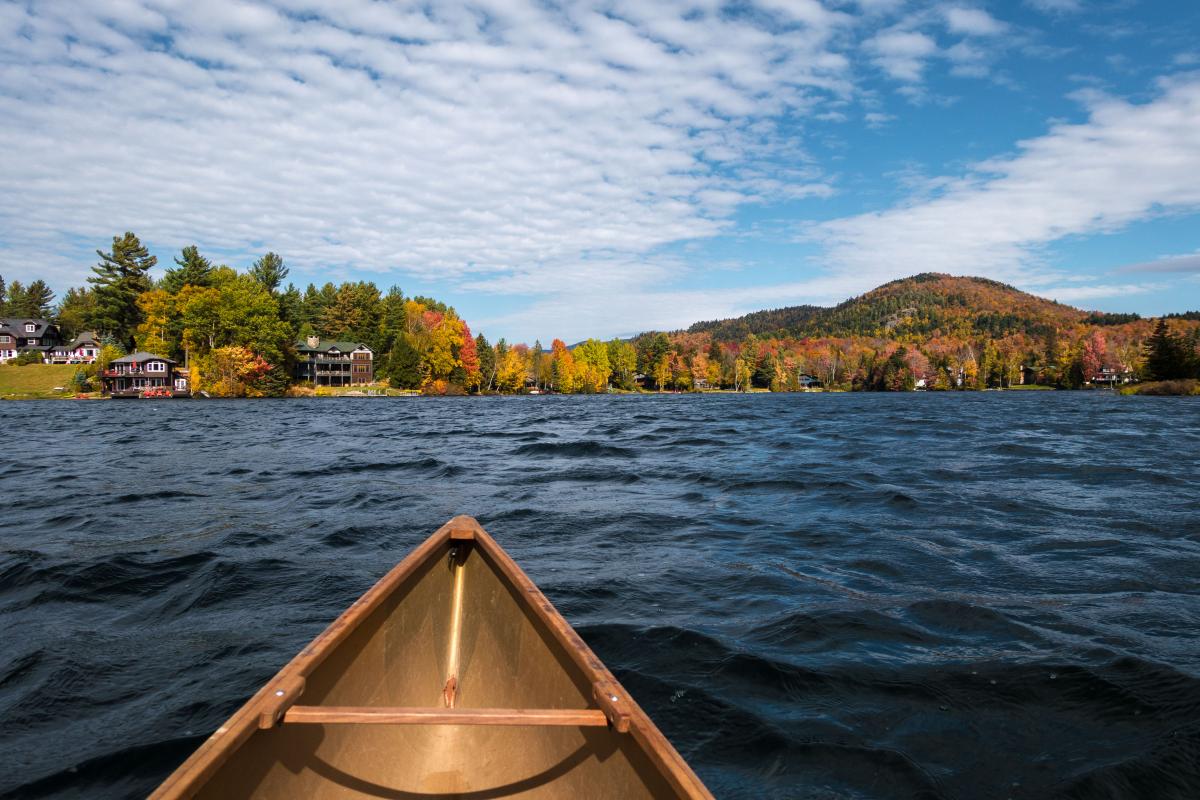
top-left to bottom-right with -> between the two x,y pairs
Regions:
25,323 -> 36,332
0,336 -> 10,343
146,361 -> 166,373
26,339 -> 38,346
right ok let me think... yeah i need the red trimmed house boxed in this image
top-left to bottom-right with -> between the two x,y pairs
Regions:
101,352 -> 190,398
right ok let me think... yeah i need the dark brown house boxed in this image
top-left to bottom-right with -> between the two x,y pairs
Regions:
101,352 -> 190,398
294,336 -> 374,386
0,317 -> 61,363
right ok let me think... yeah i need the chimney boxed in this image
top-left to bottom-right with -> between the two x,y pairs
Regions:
307,335 -> 320,348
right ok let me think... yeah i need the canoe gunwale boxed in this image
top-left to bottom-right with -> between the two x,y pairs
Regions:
148,515 -> 713,800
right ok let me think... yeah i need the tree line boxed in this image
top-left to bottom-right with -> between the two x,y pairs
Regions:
3,236 -> 1198,394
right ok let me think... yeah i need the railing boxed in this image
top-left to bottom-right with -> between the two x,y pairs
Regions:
102,369 -> 169,377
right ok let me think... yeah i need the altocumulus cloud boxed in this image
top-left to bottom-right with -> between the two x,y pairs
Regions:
0,1 -> 853,321
3,1 -> 1198,340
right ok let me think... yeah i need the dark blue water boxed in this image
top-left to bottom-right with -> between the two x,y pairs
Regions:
2,394 -> 1200,799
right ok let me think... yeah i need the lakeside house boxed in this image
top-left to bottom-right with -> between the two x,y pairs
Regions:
49,331 -> 102,364
294,336 -> 374,386
101,352 -> 190,397
1090,366 -> 1134,387
0,318 -> 61,363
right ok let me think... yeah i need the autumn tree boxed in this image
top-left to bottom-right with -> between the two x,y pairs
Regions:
135,290 -> 176,357
574,338 -> 611,392
1081,330 -> 1107,383
202,345 -> 271,397
458,321 -> 481,391
550,339 -> 582,393
607,339 -> 637,389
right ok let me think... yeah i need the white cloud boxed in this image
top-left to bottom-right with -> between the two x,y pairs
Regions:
942,7 -> 1008,37
1025,0 -> 1082,14
804,75 -> 1200,293
865,28 -> 940,82
1038,283 -> 1160,302
0,0 -> 854,318
1117,253 -> 1200,274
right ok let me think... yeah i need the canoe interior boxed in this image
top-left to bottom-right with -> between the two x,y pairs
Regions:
191,534 -> 681,799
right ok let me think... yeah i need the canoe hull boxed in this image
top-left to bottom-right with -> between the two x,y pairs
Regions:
152,516 -> 711,799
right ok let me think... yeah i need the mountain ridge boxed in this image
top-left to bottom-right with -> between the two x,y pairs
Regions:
687,273 -> 1142,341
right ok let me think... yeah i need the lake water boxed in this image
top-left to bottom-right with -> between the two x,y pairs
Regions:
2,393 -> 1199,799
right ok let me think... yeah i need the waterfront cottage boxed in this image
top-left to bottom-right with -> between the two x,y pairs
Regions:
0,317 -> 62,363
294,336 -> 374,386
49,331 -> 102,364
101,352 -> 190,397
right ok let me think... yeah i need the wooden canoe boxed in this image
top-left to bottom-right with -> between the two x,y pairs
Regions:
150,515 -> 714,799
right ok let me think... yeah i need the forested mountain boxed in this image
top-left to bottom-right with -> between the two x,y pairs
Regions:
689,304 -> 825,340
690,274 -> 1138,341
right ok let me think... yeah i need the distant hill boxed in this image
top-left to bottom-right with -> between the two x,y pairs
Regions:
688,273 -> 1140,341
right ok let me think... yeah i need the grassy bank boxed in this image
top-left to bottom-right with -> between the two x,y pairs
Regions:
1119,380 -> 1200,396
0,364 -> 81,399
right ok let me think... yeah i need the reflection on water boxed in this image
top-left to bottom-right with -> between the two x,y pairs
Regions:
1,393 -> 1199,798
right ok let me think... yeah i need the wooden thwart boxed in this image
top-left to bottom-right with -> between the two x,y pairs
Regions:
282,705 -> 611,727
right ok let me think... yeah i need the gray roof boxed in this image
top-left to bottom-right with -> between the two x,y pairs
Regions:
111,351 -> 177,364
0,318 -> 56,337
67,331 -> 100,348
295,337 -> 372,354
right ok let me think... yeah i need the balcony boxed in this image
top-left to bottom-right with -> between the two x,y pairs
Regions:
102,368 -> 167,377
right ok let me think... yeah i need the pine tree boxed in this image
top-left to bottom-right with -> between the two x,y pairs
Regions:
249,252 -> 288,293
162,245 -> 213,293
0,274 -> 7,314
3,280 -> 53,318
88,232 -> 156,347
23,280 -> 55,317
475,332 -> 496,392
386,335 -> 422,388
1143,319 -> 1187,381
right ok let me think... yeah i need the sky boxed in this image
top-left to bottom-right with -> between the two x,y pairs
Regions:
1,0 -> 1199,343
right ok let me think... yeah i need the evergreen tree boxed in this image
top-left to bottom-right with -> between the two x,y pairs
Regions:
88,232 -> 156,347
278,283 -> 303,332
23,280 -> 55,317
162,245 -> 213,293
3,279 -> 54,317
1143,319 -> 1189,381
0,274 -> 6,314
55,287 -> 96,339
476,333 -> 495,391
386,335 -> 422,388
249,252 -> 288,293
5,280 -> 24,316
301,283 -> 337,332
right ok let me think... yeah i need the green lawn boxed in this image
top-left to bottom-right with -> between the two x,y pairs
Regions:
0,364 -> 82,399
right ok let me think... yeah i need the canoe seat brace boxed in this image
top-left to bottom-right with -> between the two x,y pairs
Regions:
259,684 -> 630,732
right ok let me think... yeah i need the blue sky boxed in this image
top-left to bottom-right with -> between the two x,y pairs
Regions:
1,0 -> 1198,343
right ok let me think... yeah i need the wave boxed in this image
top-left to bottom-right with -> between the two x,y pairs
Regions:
512,440 -> 636,458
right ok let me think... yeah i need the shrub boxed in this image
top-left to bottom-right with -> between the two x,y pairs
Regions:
12,351 -> 44,366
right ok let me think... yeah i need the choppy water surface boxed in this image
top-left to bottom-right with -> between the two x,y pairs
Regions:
2,393 -> 1200,799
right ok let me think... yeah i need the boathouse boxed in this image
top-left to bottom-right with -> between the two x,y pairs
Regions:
101,352 -> 190,397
